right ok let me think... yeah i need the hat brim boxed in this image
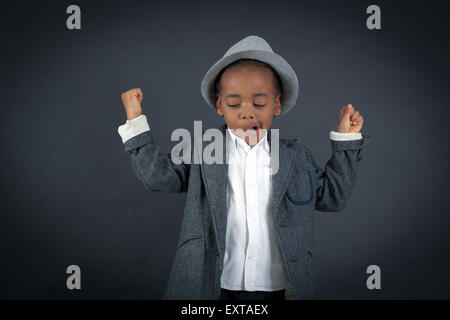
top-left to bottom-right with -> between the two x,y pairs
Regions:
201,49 -> 299,118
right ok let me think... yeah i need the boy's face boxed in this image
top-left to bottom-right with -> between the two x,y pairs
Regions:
216,65 -> 281,146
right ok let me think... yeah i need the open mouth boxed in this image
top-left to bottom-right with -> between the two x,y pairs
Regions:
243,126 -> 259,137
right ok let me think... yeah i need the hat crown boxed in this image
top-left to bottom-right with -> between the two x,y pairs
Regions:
223,35 -> 274,57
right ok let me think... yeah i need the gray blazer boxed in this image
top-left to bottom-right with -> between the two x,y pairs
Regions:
122,123 -> 372,299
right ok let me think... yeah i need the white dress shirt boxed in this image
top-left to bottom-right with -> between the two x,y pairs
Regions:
220,128 -> 290,291
117,115 -> 362,291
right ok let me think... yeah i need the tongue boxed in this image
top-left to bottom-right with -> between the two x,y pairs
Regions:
245,128 -> 258,136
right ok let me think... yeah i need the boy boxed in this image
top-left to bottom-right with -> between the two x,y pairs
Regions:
117,35 -> 371,300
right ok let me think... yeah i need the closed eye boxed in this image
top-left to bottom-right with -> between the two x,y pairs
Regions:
227,104 -> 267,107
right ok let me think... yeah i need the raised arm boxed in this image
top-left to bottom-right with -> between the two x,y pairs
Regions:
118,88 -> 190,193
307,104 -> 372,212
304,134 -> 372,212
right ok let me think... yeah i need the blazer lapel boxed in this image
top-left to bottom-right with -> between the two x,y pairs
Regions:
268,129 -> 294,222
200,123 -> 229,254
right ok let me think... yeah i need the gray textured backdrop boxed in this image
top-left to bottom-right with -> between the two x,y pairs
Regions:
1,0 -> 449,299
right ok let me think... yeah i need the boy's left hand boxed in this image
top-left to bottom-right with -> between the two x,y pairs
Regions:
337,104 -> 364,133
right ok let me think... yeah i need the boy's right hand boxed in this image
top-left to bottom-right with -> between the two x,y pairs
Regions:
121,88 -> 143,120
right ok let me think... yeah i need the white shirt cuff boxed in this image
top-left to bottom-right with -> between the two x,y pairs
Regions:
329,131 -> 362,141
117,114 -> 150,143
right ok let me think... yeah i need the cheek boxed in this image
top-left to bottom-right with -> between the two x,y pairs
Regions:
223,108 -> 238,117
222,111 -> 235,123
262,106 -> 276,116
259,108 -> 276,126
269,104 -> 281,116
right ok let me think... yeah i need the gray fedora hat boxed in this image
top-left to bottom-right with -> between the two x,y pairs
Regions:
200,35 -> 299,118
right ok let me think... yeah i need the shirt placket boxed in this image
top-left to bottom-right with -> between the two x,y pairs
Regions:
243,144 -> 259,291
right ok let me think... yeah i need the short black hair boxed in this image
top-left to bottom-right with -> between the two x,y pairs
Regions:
214,59 -> 283,101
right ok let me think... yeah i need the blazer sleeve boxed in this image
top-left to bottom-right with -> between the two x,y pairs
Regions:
122,130 -> 191,193
303,133 -> 373,212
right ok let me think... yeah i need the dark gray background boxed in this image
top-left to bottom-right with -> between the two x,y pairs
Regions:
1,0 -> 449,299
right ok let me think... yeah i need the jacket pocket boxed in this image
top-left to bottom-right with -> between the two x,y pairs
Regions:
176,235 -> 203,251
285,169 -> 314,205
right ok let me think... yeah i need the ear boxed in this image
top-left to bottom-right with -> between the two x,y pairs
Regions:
216,94 -> 224,116
273,94 -> 281,116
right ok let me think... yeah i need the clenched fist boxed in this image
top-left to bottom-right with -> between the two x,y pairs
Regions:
121,88 -> 143,120
337,104 -> 364,133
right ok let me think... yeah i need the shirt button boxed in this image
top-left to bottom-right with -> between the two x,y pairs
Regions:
215,251 -> 219,256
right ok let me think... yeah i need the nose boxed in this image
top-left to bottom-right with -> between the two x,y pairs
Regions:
239,102 -> 255,120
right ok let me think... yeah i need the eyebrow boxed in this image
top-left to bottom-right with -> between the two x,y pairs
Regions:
225,93 -> 268,98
